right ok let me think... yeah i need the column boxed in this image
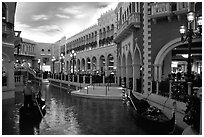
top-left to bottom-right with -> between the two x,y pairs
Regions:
90,75 -> 92,84
83,75 -> 86,84
158,65 -> 162,82
114,75 -> 117,84
154,64 -> 160,94
77,74 -> 80,83
72,75 -> 74,82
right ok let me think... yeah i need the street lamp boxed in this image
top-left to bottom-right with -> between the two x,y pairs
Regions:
60,53 -> 65,73
51,56 -> 56,73
179,11 -> 202,82
70,50 -> 76,75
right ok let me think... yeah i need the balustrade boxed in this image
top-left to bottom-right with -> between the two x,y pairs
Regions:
150,2 -> 170,15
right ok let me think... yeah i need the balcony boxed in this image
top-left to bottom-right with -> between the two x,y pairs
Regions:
149,2 -> 189,23
149,3 -> 171,19
173,2 -> 188,15
114,12 -> 140,43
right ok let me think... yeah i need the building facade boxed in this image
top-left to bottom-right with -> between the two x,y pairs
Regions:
14,38 -> 36,69
2,2 -> 21,99
35,43 -> 53,72
114,2 -> 202,129
114,2 -> 202,94
62,10 -> 117,79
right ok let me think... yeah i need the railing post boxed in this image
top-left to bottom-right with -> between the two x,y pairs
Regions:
90,75 -> 92,84
114,75 -> 117,84
103,75 -> 105,84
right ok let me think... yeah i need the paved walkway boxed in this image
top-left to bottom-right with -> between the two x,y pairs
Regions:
71,85 -> 124,100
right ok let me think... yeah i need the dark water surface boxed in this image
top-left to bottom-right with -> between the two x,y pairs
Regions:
2,83 -> 149,135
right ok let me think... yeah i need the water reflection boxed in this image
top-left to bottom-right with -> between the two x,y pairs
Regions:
39,85 -> 147,135
2,83 -> 148,135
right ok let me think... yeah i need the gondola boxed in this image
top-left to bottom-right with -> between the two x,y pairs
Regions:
126,90 -> 176,134
19,92 -> 46,125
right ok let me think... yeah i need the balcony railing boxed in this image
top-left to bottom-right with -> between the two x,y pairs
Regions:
149,2 -> 188,18
115,12 -> 140,43
151,2 -> 170,15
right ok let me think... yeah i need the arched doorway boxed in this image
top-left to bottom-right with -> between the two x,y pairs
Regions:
121,54 -> 126,87
107,54 -> 114,76
99,55 -> 105,76
127,51 -> 133,89
92,56 -> 97,73
133,45 -> 142,93
86,57 -> 91,74
77,59 -> 80,74
107,54 -> 115,83
81,58 -> 85,74
154,38 -> 202,97
117,55 -> 122,86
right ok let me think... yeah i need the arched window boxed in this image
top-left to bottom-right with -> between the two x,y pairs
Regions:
2,2 -> 7,21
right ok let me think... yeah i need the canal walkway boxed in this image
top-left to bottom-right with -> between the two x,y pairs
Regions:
71,85 -> 123,100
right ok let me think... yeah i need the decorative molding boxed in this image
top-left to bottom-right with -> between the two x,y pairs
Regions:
2,42 -> 14,48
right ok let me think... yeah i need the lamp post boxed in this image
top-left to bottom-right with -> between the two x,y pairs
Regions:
60,53 -> 65,73
70,50 -> 76,75
51,56 -> 56,73
179,11 -> 202,95
179,11 -> 202,82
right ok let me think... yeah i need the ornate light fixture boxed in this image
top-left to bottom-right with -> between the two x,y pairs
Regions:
179,11 -> 202,82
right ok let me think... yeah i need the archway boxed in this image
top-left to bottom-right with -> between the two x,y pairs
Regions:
153,38 -> 202,97
77,59 -> 80,73
154,38 -> 202,82
127,51 -> 133,89
117,55 -> 122,85
92,56 -> 97,73
99,55 -> 105,75
86,57 -> 91,74
121,54 -> 126,87
81,58 -> 85,74
107,54 -> 114,76
133,45 -> 142,92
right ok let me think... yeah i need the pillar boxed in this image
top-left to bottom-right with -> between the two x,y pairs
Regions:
90,75 -> 92,84
103,75 -> 105,84
158,65 -> 162,82
77,75 -> 80,83
83,75 -> 85,84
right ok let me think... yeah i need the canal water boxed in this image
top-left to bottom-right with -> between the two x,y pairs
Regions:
3,82 -> 176,135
